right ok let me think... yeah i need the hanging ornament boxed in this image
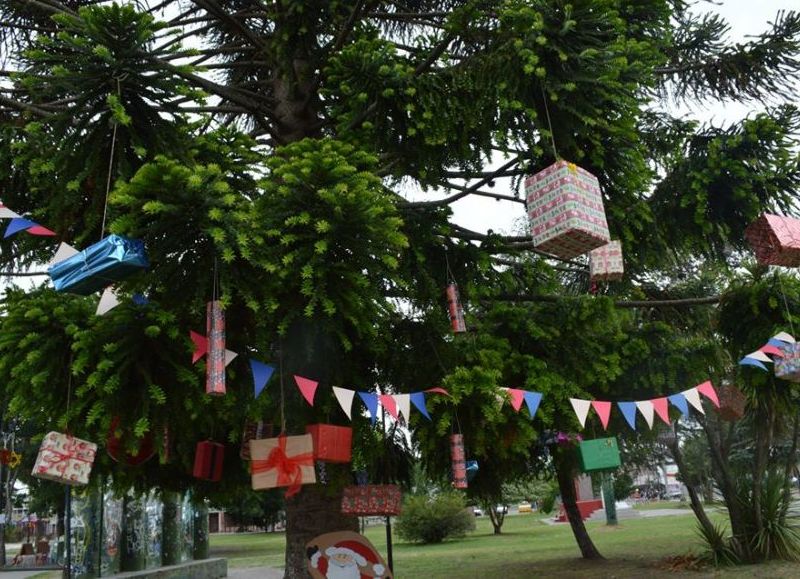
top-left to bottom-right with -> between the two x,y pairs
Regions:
744,214 -> 800,267
445,283 -> 467,333
205,300 -> 227,396
775,342 -> 800,382
450,434 -> 468,489
32,432 -> 97,486
717,384 -> 747,421
588,240 -> 624,282
193,440 -> 225,482
106,416 -> 156,466
578,437 -> 621,473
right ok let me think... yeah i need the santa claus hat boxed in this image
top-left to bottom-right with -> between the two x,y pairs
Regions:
325,540 -> 385,575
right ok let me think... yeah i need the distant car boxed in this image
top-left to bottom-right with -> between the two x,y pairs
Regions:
472,507 -> 483,517
495,505 -> 509,514
518,502 -> 532,513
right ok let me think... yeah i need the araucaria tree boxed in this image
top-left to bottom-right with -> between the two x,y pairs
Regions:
1,0 -> 800,575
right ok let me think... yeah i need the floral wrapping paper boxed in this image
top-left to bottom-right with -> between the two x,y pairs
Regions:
589,240 -> 624,282
445,283 -> 467,333
450,434 -> 467,489
341,485 -> 402,516
32,431 -> 97,486
745,214 -> 800,267
775,342 -> 800,382
205,300 -> 226,396
525,161 -> 610,259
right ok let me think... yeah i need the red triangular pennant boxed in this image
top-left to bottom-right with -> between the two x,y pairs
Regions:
696,381 -> 720,408
759,344 -> 785,358
651,397 -> 671,425
379,394 -> 399,420
507,389 -> 525,412
190,331 -> 208,364
426,387 -> 449,396
293,375 -> 318,406
591,401 -> 612,430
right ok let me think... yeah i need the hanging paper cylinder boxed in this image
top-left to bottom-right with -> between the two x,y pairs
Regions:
744,214 -> 800,267
205,300 -> 227,396
48,234 -> 149,295
445,283 -> 467,333
775,342 -> 800,382
106,417 -> 156,466
588,240 -> 624,282
341,485 -> 402,516
450,434 -> 468,489
32,432 -> 97,486
240,420 -> 273,461
193,440 -> 225,482
717,384 -> 747,421
305,424 -> 353,464
525,160 -> 611,259
578,437 -> 621,473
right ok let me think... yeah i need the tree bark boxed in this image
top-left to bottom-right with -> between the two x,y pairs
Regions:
485,500 -> 505,535
284,483 -> 359,578
161,492 -> 181,567
667,438 -> 715,539
554,451 -> 603,560
193,501 -> 210,561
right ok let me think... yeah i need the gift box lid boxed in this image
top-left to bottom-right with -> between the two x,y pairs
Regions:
579,437 -> 621,472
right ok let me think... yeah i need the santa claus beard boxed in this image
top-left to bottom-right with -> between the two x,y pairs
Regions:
325,559 -> 362,579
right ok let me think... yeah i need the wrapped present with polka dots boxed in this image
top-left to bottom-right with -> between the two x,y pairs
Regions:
32,432 -> 97,486
525,161 -> 610,259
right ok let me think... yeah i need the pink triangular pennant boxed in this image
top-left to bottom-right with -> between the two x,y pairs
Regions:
425,387 -> 449,396
591,401 -> 612,430
27,224 -> 56,236
379,394 -> 399,420
651,397 -> 671,425
294,375 -> 318,406
507,388 -> 525,412
190,331 -> 208,364
696,381 -> 720,408
760,344 -> 785,357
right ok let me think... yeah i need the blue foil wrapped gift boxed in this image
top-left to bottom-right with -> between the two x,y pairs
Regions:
48,234 -> 149,295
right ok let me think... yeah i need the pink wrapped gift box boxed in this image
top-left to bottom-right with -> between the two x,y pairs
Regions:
775,343 -> 800,382
525,161 -> 610,259
32,431 -> 97,486
341,485 -> 402,516
745,214 -> 800,267
589,241 -> 624,282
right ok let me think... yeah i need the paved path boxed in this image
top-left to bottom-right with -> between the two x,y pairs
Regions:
228,566 -> 284,578
0,571 -> 51,578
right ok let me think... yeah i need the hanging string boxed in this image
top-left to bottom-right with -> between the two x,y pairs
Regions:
279,336 -> 286,434
540,84 -> 559,160
444,246 -> 456,284
65,352 -> 74,434
100,75 -> 127,241
212,257 -> 219,302
777,273 -> 796,337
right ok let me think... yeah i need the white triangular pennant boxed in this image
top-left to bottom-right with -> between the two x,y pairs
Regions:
773,332 -> 796,344
224,350 -> 238,367
95,287 -> 121,316
635,400 -> 655,429
333,386 -> 355,420
683,388 -> 705,415
0,204 -> 20,219
49,242 -> 79,267
569,398 -> 592,428
394,393 -> 411,422
746,350 -> 773,363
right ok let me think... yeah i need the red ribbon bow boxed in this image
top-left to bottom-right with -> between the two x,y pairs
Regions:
251,436 -> 313,498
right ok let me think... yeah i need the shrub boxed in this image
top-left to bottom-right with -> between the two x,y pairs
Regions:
395,492 -> 476,544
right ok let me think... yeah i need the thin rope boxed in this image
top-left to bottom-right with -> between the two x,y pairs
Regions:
540,84 -> 559,160
777,273 -> 796,336
100,76 -> 126,240
444,246 -> 455,284
279,337 -> 286,434
212,257 -> 219,302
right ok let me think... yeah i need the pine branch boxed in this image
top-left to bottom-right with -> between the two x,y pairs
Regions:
490,294 -> 721,309
0,94 -> 55,117
407,157 -> 522,207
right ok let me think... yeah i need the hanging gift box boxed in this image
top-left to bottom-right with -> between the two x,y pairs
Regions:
306,424 -> 353,463
205,300 -> 227,396
193,440 -> 225,482
445,283 -> 467,333
341,485 -> 402,516
525,161 -> 610,259
450,434 -> 467,489
775,342 -> 800,382
106,416 -> 156,466
718,384 -> 747,421
250,435 -> 316,496
745,214 -> 800,267
589,240 -> 624,282
240,420 -> 273,460
32,432 -> 97,486
579,437 -> 621,472
48,234 -> 149,295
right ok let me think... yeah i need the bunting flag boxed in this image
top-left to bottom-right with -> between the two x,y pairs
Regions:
379,394 -> 399,420
506,388 -> 525,412
683,387 -> 705,414
773,332 -> 795,343
668,393 -> 689,417
759,344 -> 785,357
394,393 -> 411,422
358,391 -> 379,425
189,331 -> 236,366
0,203 -> 20,218
591,400 -> 612,430
569,398 -> 592,428
523,391 -> 542,419
333,386 -> 356,419
651,397 -> 671,425
636,400 -> 655,429
618,402 -> 637,430
49,242 -> 79,267
4,217 -> 55,238
96,287 -> 121,316
739,357 -> 769,371
426,387 -> 449,395
746,350 -> 773,363
224,350 -> 238,366
294,375 -> 318,406
249,359 -> 275,398
696,381 -> 720,408
410,392 -> 431,420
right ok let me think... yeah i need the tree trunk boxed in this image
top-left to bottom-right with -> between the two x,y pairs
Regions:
554,451 -> 603,560
161,492 -> 181,567
667,438 -> 715,539
284,484 -> 359,578
192,501 -> 210,561
485,501 -> 505,535
783,415 -> 800,506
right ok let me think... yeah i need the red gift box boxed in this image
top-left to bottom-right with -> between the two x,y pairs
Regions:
341,485 -> 402,516
193,440 -> 224,482
305,424 -> 352,463
450,434 -> 467,489
745,214 -> 800,267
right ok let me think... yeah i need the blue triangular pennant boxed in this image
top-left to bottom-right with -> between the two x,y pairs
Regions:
249,359 -> 275,398
409,392 -> 431,420
617,402 -> 637,430
4,218 -> 35,238
739,357 -> 768,371
668,393 -> 689,417
523,391 -> 543,419
358,392 -> 379,425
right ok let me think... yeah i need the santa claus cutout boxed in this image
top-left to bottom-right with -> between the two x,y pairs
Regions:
306,531 -> 393,579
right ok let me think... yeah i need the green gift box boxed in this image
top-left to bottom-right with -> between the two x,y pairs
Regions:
579,437 -> 621,472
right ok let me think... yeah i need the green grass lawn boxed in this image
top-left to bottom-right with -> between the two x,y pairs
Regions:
209,513 -> 800,578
